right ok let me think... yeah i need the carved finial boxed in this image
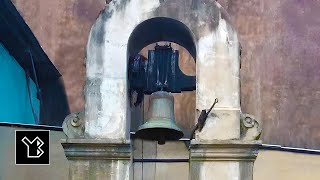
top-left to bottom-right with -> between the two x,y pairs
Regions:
62,111 -> 85,138
240,113 -> 262,140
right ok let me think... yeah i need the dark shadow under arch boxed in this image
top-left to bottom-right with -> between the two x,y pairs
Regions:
127,17 -> 197,60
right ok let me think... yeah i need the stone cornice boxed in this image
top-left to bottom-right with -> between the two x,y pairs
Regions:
190,140 -> 261,162
61,139 -> 131,160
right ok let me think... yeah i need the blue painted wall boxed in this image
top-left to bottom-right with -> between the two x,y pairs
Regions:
0,43 -> 39,124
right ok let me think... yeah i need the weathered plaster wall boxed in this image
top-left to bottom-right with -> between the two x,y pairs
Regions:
224,0 -> 320,149
11,0 -> 320,149
12,0 -> 106,114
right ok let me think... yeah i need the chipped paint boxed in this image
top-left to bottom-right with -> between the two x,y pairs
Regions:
85,0 -> 162,139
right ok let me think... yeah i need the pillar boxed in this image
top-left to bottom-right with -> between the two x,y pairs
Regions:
61,112 -> 132,180
62,139 -> 131,180
190,140 -> 261,180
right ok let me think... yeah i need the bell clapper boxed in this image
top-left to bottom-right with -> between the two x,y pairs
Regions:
158,136 -> 166,145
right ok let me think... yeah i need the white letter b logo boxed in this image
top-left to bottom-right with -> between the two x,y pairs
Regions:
21,136 -> 44,158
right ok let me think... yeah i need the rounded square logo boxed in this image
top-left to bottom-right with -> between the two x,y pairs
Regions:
15,130 -> 50,165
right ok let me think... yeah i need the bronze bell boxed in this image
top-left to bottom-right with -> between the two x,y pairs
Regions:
135,91 -> 184,145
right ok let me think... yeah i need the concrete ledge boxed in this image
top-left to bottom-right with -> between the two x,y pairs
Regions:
190,140 -> 261,161
61,139 -> 131,160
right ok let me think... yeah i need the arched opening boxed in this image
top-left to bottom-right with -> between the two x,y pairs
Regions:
127,17 -> 196,139
127,17 -> 196,60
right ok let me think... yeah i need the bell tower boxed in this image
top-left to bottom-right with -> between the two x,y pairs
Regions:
61,0 -> 262,179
